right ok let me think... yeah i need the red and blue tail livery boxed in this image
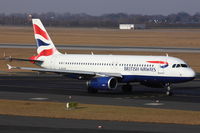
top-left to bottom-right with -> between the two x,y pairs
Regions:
32,19 -> 60,56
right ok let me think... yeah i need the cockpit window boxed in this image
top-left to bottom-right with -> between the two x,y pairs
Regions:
172,64 -> 189,68
176,64 -> 181,68
172,64 -> 176,68
181,64 -> 188,68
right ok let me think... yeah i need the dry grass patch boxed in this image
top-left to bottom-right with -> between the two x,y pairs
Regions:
0,99 -> 199,125
0,26 -> 200,47
0,48 -> 37,72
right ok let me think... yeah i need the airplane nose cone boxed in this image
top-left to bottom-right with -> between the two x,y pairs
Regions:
191,70 -> 196,79
179,68 -> 196,82
185,68 -> 196,80
192,70 -> 196,77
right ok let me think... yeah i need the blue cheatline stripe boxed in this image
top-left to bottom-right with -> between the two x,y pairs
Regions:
36,39 -> 50,47
63,73 -> 194,84
160,64 -> 169,68
120,75 -> 195,83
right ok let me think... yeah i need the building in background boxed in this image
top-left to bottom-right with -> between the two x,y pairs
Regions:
119,24 -> 146,30
119,24 -> 134,29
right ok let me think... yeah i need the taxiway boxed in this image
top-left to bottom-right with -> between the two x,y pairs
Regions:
0,74 -> 199,133
0,43 -> 200,53
0,75 -> 200,111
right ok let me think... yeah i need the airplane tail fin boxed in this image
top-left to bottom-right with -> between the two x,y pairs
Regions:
32,19 -> 60,56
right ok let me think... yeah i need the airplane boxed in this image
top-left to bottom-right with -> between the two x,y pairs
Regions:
6,19 -> 195,96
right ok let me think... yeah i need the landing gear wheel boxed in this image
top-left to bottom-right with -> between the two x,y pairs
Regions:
165,83 -> 173,96
122,85 -> 132,93
88,87 -> 98,93
166,91 -> 173,96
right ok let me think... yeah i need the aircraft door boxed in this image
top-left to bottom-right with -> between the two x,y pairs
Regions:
112,57 -> 118,72
50,56 -> 56,69
158,59 -> 168,75
113,62 -> 118,69
158,64 -> 164,74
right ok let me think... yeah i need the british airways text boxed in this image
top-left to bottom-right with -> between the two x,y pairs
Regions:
124,67 -> 156,72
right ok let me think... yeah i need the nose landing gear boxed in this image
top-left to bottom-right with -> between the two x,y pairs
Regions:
165,83 -> 173,96
122,84 -> 132,93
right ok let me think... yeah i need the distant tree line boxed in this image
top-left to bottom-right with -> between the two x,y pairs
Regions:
0,12 -> 200,28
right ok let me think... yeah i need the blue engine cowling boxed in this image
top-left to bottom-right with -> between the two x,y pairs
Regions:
87,77 -> 118,90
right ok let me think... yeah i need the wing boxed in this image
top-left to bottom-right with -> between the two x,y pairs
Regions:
7,64 -> 122,78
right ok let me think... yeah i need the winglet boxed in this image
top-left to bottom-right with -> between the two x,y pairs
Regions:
7,64 -> 12,69
7,64 -> 16,70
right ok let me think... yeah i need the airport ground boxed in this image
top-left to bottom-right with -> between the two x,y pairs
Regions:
0,26 -> 200,48
0,74 -> 200,133
0,27 -> 200,132
0,72 -> 200,133
0,26 -> 200,72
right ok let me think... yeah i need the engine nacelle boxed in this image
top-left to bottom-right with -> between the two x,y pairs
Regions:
87,77 -> 118,90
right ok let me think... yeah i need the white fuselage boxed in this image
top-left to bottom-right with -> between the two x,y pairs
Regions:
38,54 -> 195,83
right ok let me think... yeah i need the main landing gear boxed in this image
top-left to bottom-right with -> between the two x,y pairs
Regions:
165,83 -> 173,96
122,84 -> 132,93
87,87 -> 98,93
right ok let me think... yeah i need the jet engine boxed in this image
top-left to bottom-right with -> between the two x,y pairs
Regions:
87,77 -> 118,91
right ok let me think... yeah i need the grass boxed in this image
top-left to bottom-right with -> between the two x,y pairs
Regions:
0,26 -> 200,48
0,27 -> 199,72
0,99 -> 199,125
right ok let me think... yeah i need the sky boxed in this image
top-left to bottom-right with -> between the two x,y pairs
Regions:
0,0 -> 200,15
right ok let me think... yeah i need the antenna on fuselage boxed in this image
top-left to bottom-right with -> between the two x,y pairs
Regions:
91,52 -> 94,55
166,53 -> 168,57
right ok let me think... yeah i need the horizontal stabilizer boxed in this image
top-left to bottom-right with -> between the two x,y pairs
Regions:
1,57 -> 43,63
